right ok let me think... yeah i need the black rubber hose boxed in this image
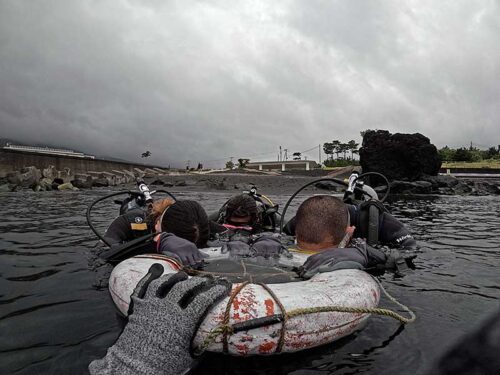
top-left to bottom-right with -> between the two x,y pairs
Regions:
356,171 -> 391,202
279,178 -> 348,234
86,191 -> 141,247
99,232 -> 157,262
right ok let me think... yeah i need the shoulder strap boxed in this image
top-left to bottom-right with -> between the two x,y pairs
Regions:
358,200 -> 387,246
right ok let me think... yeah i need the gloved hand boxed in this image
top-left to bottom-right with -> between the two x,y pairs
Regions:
298,248 -> 365,279
89,266 -> 231,375
221,240 -> 253,258
251,234 -> 290,259
383,247 -> 412,276
156,232 -> 208,267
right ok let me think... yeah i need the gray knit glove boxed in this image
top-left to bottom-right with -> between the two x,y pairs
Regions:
89,267 -> 231,375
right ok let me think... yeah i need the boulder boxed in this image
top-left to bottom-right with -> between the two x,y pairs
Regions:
112,170 -> 133,184
133,168 -> 145,178
0,184 -> 12,192
58,182 -> 78,191
122,170 -> 136,180
389,180 -> 433,195
99,172 -> 117,186
38,177 -> 54,191
88,171 -> 115,186
52,178 -> 64,190
144,168 -> 159,178
57,167 -> 72,181
421,175 -> 460,188
72,174 -> 94,189
6,171 -> 21,185
150,179 -> 165,186
42,165 -> 57,179
9,166 -> 42,188
359,130 -> 441,183
92,178 -> 110,187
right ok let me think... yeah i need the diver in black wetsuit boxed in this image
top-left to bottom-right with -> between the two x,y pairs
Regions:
103,198 -> 173,251
102,199 -> 211,265
283,200 -> 416,249
209,193 -> 279,236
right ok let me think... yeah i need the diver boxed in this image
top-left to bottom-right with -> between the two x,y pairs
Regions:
103,198 -> 173,251
102,199 -> 210,266
292,195 -> 414,278
221,195 -> 414,278
210,190 -> 279,235
89,198 -> 416,374
282,197 -> 416,250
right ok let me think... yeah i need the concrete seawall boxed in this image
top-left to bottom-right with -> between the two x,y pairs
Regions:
0,148 -> 166,175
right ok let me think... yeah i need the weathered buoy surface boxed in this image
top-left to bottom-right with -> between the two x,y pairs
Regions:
109,252 -> 380,355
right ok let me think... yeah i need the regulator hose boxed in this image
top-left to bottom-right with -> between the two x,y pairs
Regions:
86,191 -> 140,247
86,189 -> 176,248
355,171 -> 391,202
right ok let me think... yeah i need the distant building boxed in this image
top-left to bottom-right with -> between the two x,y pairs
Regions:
246,160 -> 319,172
3,143 -> 95,159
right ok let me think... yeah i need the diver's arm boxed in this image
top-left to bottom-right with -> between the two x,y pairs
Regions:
379,212 -> 417,249
89,270 -> 231,375
156,233 -> 207,267
103,215 -> 132,246
299,245 -> 369,279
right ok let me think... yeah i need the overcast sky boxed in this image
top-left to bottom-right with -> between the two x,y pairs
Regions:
1,0 -> 499,167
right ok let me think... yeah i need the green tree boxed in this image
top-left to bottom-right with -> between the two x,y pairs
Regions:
438,146 -> 456,162
453,148 -> 473,162
331,140 -> 341,159
338,143 -> 349,159
484,146 -> 499,159
225,160 -> 234,169
237,158 -> 250,168
323,142 -> 334,160
347,140 -> 359,160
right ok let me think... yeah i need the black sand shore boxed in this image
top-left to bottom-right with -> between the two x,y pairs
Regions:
144,172 -> 346,195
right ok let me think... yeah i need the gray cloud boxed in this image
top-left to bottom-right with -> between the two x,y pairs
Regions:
1,0 -> 499,167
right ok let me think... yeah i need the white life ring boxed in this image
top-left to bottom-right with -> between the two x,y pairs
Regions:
109,249 -> 380,356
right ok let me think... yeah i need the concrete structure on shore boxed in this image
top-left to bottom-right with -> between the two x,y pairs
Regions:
0,147 -> 175,190
3,143 -> 96,159
0,147 -> 165,176
246,160 -> 319,172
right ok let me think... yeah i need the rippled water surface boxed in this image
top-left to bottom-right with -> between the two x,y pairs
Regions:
1,189 -> 499,374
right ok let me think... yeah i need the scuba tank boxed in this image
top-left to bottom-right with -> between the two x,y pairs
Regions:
86,179 -> 176,262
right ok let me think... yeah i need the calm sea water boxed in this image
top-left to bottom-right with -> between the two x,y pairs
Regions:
1,189 -> 499,374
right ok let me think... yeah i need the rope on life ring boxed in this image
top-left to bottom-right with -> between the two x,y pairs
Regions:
193,277 -> 416,356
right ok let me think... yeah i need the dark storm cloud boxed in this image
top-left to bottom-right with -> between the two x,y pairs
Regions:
1,0 -> 499,167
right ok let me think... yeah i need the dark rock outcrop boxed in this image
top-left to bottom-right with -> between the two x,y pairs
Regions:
359,130 -> 441,182
72,174 -> 93,189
